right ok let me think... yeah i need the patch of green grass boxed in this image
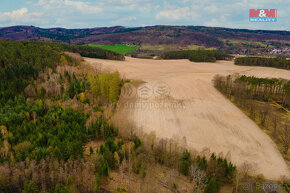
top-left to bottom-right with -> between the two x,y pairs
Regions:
88,44 -> 139,55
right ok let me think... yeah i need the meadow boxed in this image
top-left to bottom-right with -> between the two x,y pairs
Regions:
88,44 -> 139,55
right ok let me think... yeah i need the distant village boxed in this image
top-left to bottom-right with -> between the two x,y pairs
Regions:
270,47 -> 290,58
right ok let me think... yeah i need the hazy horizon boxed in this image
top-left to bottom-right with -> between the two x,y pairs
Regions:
0,0 -> 289,31
1,24 -> 290,32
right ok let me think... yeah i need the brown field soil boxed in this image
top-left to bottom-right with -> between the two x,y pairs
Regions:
85,57 -> 290,180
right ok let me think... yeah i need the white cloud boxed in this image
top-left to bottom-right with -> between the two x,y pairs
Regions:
278,10 -> 286,18
64,0 -> 101,14
156,7 -> 199,20
112,16 -> 136,25
204,18 -> 220,27
139,4 -> 160,13
37,0 -> 101,14
105,0 -> 149,5
204,14 -> 230,27
0,8 -> 28,21
204,4 -> 219,13
0,8 -> 43,24
119,0 -> 138,4
0,0 -> 288,29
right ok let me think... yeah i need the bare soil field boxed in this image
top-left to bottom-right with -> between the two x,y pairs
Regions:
85,57 -> 290,180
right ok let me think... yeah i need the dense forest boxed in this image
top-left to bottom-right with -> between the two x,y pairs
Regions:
214,75 -> 290,159
0,41 -> 124,64
0,41 -> 238,192
61,44 -> 125,61
160,50 -> 233,62
0,40 -> 120,192
235,56 -> 290,70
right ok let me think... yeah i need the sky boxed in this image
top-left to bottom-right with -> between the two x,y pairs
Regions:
0,0 -> 289,30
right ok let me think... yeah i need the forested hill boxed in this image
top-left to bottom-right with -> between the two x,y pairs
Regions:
0,39 -> 238,193
0,40 -> 124,61
0,25 -> 289,48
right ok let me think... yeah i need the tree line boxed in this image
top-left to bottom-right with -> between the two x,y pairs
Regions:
215,75 -> 290,108
235,56 -> 290,70
214,74 -> 290,156
0,128 -> 237,193
0,41 -> 124,104
0,40 -> 121,190
160,50 -> 233,62
177,150 -> 236,193
61,44 -> 125,61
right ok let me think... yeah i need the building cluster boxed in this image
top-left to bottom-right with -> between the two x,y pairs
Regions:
270,47 -> 290,55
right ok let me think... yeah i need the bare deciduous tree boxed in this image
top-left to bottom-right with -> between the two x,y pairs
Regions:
190,164 -> 206,193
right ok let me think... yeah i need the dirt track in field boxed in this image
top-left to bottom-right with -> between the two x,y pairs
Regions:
85,57 -> 290,180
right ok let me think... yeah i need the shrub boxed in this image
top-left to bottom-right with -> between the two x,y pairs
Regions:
204,178 -> 219,193
22,181 -> 39,193
178,150 -> 191,176
98,156 -> 110,176
133,136 -> 142,149
160,50 -> 232,62
54,184 -> 69,193
234,56 -> 290,70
